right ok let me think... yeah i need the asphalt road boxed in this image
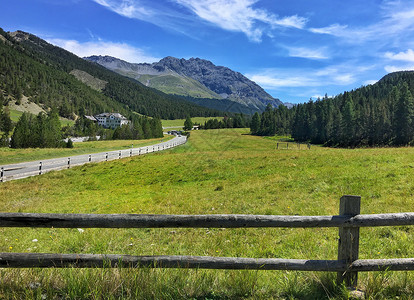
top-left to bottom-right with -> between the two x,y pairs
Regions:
0,135 -> 187,182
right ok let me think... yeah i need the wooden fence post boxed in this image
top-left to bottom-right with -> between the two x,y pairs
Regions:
337,195 -> 361,289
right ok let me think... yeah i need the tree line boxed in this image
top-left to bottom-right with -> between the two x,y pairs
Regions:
11,110 -> 65,148
199,114 -> 250,130
250,71 -> 414,147
8,110 -> 164,149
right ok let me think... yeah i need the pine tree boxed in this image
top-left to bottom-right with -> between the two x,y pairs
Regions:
142,118 -> 152,139
341,95 -> 355,147
0,106 -> 12,135
11,112 -> 31,148
250,112 -> 261,134
393,83 -> 414,145
184,116 -> 193,131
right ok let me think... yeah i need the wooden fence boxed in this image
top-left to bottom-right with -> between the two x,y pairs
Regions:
276,142 -> 311,150
2,195 -> 414,289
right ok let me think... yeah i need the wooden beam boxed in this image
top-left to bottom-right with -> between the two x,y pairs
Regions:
337,195 -> 361,288
2,253 -> 414,272
0,252 -> 345,270
2,212 -> 414,229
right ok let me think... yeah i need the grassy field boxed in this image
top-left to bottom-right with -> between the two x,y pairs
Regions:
0,136 -> 173,165
9,109 -> 76,126
162,117 -> 224,128
1,129 -> 414,299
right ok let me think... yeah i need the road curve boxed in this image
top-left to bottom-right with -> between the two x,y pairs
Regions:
0,135 -> 187,182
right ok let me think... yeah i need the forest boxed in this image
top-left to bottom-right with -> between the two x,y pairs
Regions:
251,71 -> 414,147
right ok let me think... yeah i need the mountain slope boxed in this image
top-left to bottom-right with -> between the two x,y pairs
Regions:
289,70 -> 414,147
85,55 -> 282,111
0,29 -> 221,119
87,55 -> 221,99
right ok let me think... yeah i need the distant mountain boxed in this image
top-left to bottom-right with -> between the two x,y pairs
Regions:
0,29 -> 222,119
85,55 -> 283,112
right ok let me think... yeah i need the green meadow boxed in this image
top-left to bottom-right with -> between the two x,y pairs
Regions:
1,128 -> 414,299
162,117 -> 224,129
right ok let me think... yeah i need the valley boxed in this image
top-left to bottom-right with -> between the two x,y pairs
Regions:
1,129 -> 414,298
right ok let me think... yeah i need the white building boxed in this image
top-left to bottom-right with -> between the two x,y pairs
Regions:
94,113 -> 129,129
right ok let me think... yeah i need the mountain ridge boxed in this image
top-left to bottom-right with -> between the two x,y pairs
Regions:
85,55 -> 283,111
0,29 -> 222,119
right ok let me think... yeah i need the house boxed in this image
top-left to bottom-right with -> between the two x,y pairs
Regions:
94,113 -> 129,129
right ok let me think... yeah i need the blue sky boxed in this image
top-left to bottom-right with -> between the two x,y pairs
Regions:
2,0 -> 414,103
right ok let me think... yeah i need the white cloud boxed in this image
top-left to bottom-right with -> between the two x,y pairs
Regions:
384,64 -> 414,73
93,0 -> 153,18
309,24 -> 348,36
245,63 -> 369,90
363,79 -> 378,85
309,1 -> 414,45
286,46 -> 329,59
93,0 -> 308,43
175,0 -> 307,42
385,49 -> 414,62
47,38 -> 160,63
247,73 -> 317,88
273,15 -> 307,29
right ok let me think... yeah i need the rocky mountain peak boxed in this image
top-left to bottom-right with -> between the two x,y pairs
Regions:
85,55 -> 282,111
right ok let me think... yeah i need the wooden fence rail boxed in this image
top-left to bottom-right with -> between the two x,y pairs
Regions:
1,195 -> 414,289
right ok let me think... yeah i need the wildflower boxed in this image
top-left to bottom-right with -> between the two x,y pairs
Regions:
9,246 -> 12,250
32,239 -> 38,242
77,228 -> 85,233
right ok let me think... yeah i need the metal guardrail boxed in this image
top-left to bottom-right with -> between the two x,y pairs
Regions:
0,136 -> 187,182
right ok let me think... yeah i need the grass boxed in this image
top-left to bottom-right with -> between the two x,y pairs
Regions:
1,128 -> 414,298
9,109 -> 24,122
162,117 -> 224,128
0,135 -> 173,165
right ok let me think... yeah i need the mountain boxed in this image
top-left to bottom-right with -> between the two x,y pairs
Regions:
0,29 -> 222,119
85,55 -> 283,111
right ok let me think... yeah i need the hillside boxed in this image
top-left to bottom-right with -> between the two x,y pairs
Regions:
262,70 -> 414,147
85,55 -> 282,111
0,29 -> 222,119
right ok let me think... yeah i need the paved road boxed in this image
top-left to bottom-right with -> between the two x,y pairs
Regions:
0,135 -> 187,182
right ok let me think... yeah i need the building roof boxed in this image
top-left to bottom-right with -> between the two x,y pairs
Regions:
95,112 -> 128,120
84,115 -> 97,122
